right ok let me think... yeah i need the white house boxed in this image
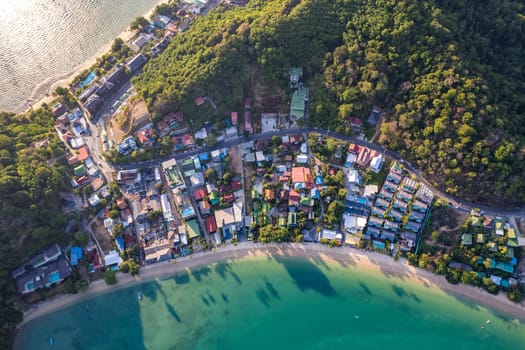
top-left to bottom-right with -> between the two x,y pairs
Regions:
370,154 -> 384,173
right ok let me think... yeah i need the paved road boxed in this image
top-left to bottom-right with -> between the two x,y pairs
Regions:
84,124 -> 525,218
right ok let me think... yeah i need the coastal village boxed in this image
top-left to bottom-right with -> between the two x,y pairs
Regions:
10,0 -> 525,310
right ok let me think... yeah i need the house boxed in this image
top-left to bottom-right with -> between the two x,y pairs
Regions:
412,200 -> 428,212
70,137 -> 85,149
14,257 -> 72,295
136,128 -> 155,147
189,172 -> 205,187
194,96 -> 205,106
296,154 -> 308,164
371,206 -> 386,218
387,172 -> 402,184
289,67 -> 303,88
77,146 -> 90,161
495,217 -> 505,236
193,188 -> 207,201
290,86 -> 309,120
344,152 -> 357,167
205,216 -> 218,234
374,198 -> 390,209
393,199 -> 408,212
214,201 -> 243,238
84,94 -> 102,114
52,102 -> 68,117
397,190 -> 412,202
346,116 -> 363,130
264,188 -> 275,201
345,195 -> 371,216
402,178 -> 417,193
343,214 -> 367,234
104,250 -> 123,269
116,169 -> 141,185
415,184 -> 434,204
199,200 -> 211,215
130,34 -> 150,52
231,111 -> 238,125
347,169 -> 362,185
383,180 -> 398,193
320,229 -> 343,244
410,210 -> 425,223
291,167 -> 314,189
117,136 -> 138,155
405,221 -> 422,233
126,53 -> 148,72
370,154 -> 384,173
389,209 -> 404,221
364,184 -> 379,198
378,188 -> 393,201
368,216 -> 384,228
356,147 -> 378,167
383,220 -> 399,232
368,108 -> 381,125
152,15 -> 171,28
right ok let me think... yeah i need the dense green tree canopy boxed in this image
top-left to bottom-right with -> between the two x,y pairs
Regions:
0,107 -> 68,347
134,0 -> 525,205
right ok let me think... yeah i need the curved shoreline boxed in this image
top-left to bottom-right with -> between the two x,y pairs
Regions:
18,242 -> 525,330
19,0 -> 169,114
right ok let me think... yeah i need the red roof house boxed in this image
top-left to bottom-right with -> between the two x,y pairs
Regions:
231,112 -> 238,125
205,216 -> 217,234
193,188 -> 207,201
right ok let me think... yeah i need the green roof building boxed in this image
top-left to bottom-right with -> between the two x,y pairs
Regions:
461,233 -> 472,246
290,86 -> 309,119
186,219 -> 201,239
74,164 -> 87,176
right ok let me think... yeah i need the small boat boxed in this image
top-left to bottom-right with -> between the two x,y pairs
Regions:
49,336 -> 54,346
138,292 -> 142,301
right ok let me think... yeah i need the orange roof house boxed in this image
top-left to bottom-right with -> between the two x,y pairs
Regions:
291,167 -> 314,188
264,188 -> 276,201
194,96 -> 205,106
78,146 -> 89,161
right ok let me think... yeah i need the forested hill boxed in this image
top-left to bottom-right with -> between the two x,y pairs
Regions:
133,0 -> 525,205
0,109 -> 68,348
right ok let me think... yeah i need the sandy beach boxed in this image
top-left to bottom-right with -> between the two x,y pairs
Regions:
19,242 -> 525,328
26,0 -> 169,113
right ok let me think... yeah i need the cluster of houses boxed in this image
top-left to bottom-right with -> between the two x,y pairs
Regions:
455,212 -> 524,288
52,103 -> 103,191
342,160 -> 433,251
245,134 -> 322,236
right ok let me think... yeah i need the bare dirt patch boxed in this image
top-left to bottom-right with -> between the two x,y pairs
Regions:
107,98 -> 149,144
91,219 -> 114,253
228,145 -> 242,175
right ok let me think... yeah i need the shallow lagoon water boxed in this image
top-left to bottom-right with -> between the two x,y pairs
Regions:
16,256 -> 525,349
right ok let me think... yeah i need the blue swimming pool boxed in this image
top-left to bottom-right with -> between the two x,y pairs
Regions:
80,70 -> 97,87
49,271 -> 61,283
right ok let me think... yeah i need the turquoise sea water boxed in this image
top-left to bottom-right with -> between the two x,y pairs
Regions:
16,256 -> 525,350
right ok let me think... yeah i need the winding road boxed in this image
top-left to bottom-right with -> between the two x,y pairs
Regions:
83,120 -> 525,219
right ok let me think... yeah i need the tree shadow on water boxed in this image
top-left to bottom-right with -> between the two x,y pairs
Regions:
264,277 -> 280,300
274,256 -> 336,296
359,282 -> 372,296
165,302 -> 182,323
221,293 -> 229,303
173,270 -> 190,284
256,288 -> 271,307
